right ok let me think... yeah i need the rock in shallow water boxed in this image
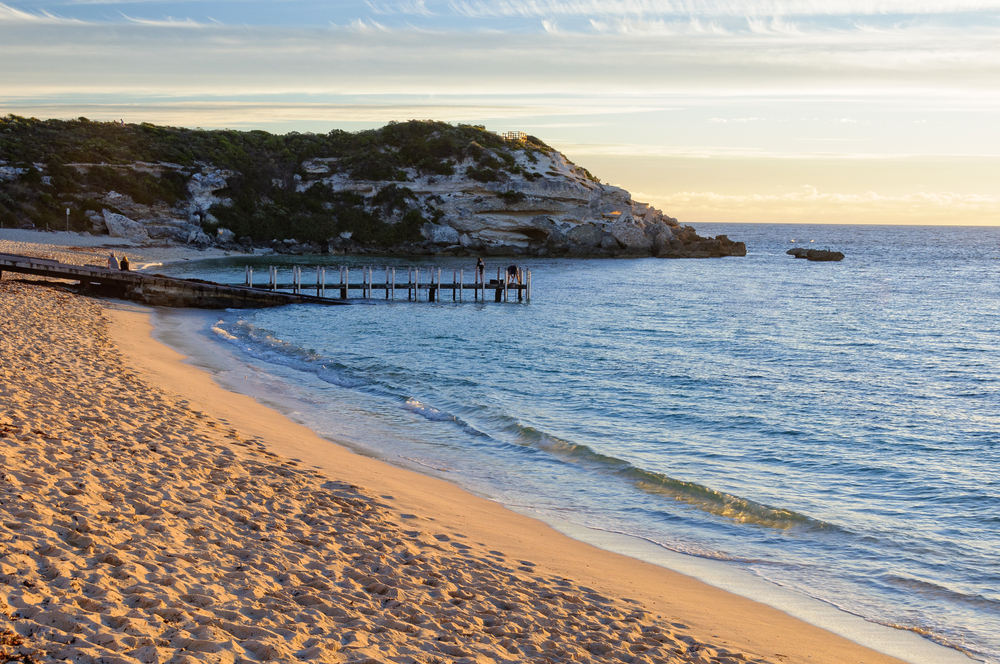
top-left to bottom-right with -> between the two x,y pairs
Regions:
787,247 -> 845,261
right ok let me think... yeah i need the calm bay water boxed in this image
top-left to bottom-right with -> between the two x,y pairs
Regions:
158,224 -> 1000,662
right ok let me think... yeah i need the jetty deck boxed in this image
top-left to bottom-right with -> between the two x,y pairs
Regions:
237,265 -> 531,303
0,253 -> 347,308
0,253 -> 530,308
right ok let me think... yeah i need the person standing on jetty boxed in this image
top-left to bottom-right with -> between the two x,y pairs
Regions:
476,257 -> 485,283
506,264 -> 521,285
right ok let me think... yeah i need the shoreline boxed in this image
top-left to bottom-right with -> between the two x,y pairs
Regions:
147,304 -> 973,664
0,230 -> 971,664
106,299 -> 909,664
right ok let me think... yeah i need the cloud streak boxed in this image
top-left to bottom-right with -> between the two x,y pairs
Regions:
446,0 -> 1000,18
2,14 -> 996,100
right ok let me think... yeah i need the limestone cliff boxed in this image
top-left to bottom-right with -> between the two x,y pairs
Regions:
0,117 -> 744,259
304,147 -> 743,258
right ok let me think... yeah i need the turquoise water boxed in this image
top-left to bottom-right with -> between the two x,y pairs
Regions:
159,224 -> 1000,662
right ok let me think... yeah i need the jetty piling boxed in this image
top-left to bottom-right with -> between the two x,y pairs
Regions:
0,252 -> 350,309
218,262 -> 531,305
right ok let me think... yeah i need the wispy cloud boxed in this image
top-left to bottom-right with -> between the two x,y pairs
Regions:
746,15 -> 804,35
366,0 -> 435,16
345,17 -> 390,32
447,0 -> 1000,18
589,16 -> 730,35
0,2 -> 81,24
116,13 -> 211,28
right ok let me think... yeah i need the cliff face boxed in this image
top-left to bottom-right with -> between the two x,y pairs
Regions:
0,117 -> 744,258
286,147 -> 744,258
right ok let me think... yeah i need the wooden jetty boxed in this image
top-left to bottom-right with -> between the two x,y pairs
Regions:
0,252 -> 347,308
0,252 -> 531,308
236,264 -> 531,303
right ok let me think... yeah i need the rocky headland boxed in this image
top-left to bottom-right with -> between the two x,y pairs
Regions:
0,117 -> 745,259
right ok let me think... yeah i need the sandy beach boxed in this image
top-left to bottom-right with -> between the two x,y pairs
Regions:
0,231 -> 911,664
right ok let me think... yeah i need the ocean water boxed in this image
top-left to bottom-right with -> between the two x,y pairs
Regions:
157,224 -> 1000,663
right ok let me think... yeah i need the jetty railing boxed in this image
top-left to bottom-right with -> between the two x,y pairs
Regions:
239,265 -> 531,303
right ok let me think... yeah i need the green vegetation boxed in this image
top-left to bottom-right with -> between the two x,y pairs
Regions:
0,115 -> 555,243
497,190 -> 527,203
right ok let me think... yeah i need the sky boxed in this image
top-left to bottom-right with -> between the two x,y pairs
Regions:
1,0 -> 999,225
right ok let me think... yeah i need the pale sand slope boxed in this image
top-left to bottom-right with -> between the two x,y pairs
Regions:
0,279 -> 908,664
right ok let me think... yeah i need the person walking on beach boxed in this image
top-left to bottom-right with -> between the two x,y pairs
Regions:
107,253 -> 119,270
119,256 -> 130,271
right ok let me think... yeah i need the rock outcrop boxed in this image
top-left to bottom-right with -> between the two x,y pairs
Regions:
787,248 -> 844,262
186,167 -> 234,226
103,211 -> 150,242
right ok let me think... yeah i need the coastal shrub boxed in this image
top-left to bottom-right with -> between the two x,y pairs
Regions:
79,166 -> 189,206
346,151 -> 407,181
0,116 -> 566,241
0,208 -> 18,227
5,182 -> 35,203
372,184 -> 417,213
29,207 -> 62,230
207,180 -> 422,247
466,142 -> 485,161
477,154 -> 502,171
526,136 -> 551,153
466,166 -> 500,183
418,158 -> 455,176
497,190 -> 526,203
19,166 -> 42,185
